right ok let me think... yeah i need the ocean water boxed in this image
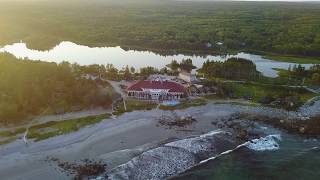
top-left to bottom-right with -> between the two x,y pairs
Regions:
103,125 -> 320,180
173,133 -> 320,180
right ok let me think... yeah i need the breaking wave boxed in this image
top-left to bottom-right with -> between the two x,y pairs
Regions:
103,132 -> 281,180
246,134 -> 281,151
199,134 -> 281,165
105,130 -> 232,180
199,142 -> 248,164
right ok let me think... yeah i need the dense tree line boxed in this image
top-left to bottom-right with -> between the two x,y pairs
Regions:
199,58 -> 261,80
0,1 -> 319,57
0,53 -> 177,124
105,64 -> 179,80
0,53 -> 114,124
166,59 -> 196,73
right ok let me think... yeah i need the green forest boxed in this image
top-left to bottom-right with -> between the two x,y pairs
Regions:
0,0 -> 319,58
199,58 -> 261,80
0,53 -> 115,125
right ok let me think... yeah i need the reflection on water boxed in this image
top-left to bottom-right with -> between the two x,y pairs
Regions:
0,41 -> 313,77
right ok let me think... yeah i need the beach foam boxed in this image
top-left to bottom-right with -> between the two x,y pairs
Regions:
246,134 -> 281,151
198,134 -> 281,166
106,146 -> 197,180
103,131 -> 281,180
165,130 -> 224,155
105,130 -> 232,180
199,142 -> 249,164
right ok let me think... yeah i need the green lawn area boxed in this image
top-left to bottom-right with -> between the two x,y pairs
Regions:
228,82 -> 317,105
0,127 -> 26,145
0,113 -> 111,143
0,127 -> 26,137
0,137 -> 17,145
113,99 -> 158,116
213,101 -> 261,108
272,68 -> 289,77
115,98 -> 207,112
27,113 -> 111,141
263,54 -> 320,64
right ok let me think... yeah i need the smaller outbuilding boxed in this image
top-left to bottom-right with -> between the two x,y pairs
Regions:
178,69 -> 198,83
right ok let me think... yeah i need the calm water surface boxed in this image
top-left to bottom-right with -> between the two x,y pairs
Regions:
0,41 -> 313,77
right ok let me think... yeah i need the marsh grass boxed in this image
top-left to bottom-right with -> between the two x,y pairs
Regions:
27,114 -> 111,141
264,54 -> 320,64
229,82 -> 316,104
0,113 -> 111,144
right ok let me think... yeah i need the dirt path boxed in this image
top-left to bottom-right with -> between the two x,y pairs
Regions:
105,80 -> 128,97
106,80 -> 128,111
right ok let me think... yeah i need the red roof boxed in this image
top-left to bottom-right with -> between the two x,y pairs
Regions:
127,80 -> 186,93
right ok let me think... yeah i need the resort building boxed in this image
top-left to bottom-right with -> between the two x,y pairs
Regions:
148,74 -> 175,81
178,69 -> 198,83
127,78 -> 186,101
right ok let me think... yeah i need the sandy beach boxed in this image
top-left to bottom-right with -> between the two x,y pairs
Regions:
0,100 -> 318,180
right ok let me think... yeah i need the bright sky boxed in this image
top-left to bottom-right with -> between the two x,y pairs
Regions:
242,0 -> 320,1
198,0 -> 320,1
235,0 -> 320,1
181,0 -> 320,2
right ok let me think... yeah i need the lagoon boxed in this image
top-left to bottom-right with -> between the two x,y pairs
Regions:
0,41 -> 313,77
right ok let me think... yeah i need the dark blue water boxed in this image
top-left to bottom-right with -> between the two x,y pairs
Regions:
173,132 -> 320,180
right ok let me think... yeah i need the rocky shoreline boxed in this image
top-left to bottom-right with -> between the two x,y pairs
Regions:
95,111 -> 284,180
0,98 -> 319,180
104,131 -> 235,180
98,117 -> 281,180
95,98 -> 320,180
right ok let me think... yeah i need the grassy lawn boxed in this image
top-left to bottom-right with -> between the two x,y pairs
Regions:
114,97 -> 207,112
159,98 -> 207,111
228,82 -> 317,105
0,137 -> 17,145
113,99 -> 158,116
0,113 -> 111,143
27,113 -> 111,141
0,127 -> 26,137
263,54 -> 320,64
0,127 -> 26,145
272,68 -> 289,77
213,101 -> 261,108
